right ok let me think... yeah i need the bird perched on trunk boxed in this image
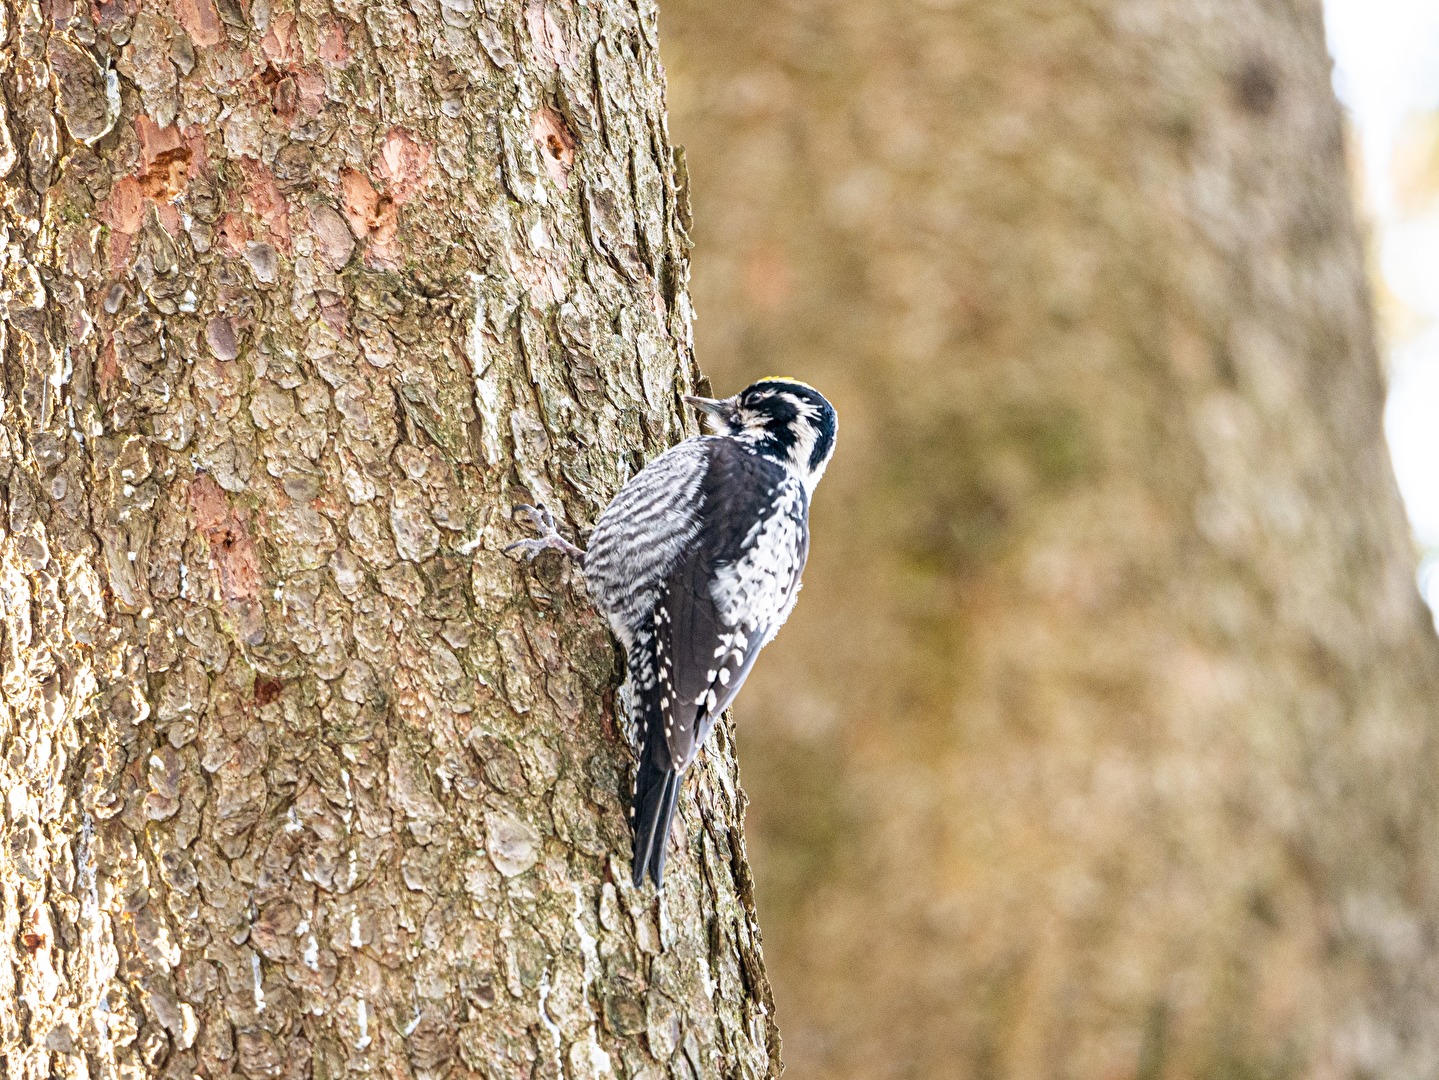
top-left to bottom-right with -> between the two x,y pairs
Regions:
505,378 -> 837,888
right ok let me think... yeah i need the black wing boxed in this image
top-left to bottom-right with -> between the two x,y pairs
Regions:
631,442 -> 809,886
663,442 -> 806,769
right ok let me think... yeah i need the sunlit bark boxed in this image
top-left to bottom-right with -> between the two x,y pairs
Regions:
0,0 -> 778,1075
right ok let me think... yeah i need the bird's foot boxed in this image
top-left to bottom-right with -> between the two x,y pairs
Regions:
503,504 -> 586,562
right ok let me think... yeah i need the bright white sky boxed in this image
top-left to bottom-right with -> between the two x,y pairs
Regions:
1324,0 -> 1439,611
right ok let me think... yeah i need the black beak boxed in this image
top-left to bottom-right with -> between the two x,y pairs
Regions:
683,394 -> 736,430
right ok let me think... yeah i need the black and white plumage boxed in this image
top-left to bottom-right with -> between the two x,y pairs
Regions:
506,378 -> 837,888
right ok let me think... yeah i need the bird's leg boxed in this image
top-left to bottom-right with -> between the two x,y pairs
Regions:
503,504 -> 586,562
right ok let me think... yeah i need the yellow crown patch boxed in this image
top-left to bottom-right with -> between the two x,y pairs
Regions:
756,375 -> 817,392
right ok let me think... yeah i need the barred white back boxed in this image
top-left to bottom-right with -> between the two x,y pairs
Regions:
582,438 -> 709,650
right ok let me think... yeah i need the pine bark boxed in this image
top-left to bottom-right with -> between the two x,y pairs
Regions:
0,0 -> 778,1077
662,0 -> 1439,1077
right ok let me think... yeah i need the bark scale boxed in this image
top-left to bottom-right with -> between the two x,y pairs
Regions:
0,0 -> 778,1076
663,0 -> 1439,1077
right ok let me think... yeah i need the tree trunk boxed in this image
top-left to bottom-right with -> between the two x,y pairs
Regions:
662,1 -> 1439,1077
0,0 -> 778,1076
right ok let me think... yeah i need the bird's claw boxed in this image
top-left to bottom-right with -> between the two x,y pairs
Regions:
513,503 -> 555,535
504,503 -> 585,562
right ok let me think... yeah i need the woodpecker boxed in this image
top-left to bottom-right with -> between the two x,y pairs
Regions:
505,378 -> 837,888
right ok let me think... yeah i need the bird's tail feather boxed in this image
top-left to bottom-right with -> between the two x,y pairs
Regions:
632,756 -> 681,888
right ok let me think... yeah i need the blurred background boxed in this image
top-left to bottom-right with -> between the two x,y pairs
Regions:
658,0 -> 1439,1077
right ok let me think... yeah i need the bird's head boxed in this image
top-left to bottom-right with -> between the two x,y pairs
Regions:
684,377 -> 837,491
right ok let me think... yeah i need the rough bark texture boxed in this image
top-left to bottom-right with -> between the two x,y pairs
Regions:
662,1 -> 1439,1077
0,0 -> 779,1076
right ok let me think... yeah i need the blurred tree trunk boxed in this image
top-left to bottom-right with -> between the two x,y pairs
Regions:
662,0 -> 1439,1077
0,0 -> 778,1076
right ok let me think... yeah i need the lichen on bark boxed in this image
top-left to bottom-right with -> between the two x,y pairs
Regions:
0,0 -> 778,1076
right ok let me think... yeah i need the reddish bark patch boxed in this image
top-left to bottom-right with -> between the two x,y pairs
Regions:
155,202 -> 183,237
336,130 -> 429,270
318,20 -> 349,65
173,0 -> 221,46
135,117 -> 192,199
256,48 -> 324,122
374,128 -> 431,204
102,175 -> 145,234
339,168 -> 386,237
97,338 -> 119,400
185,127 -> 210,177
137,115 -> 183,169
188,474 -> 262,607
257,13 -> 315,121
239,157 -> 291,251
99,117 -> 200,275
526,0 -> 570,70
295,71 -> 326,115
259,10 -> 297,64
533,107 -> 576,190
339,168 -> 399,267
216,213 -> 250,256
188,474 -> 235,538
259,66 -> 299,121
94,0 -> 133,38
253,675 -> 284,705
